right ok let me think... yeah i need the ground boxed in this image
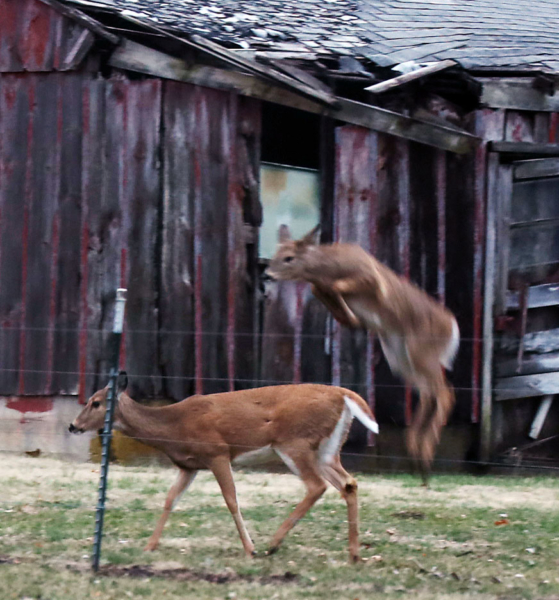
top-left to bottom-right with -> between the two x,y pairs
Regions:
1,454 -> 559,600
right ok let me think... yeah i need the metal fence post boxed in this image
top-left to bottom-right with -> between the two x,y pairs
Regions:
92,288 -> 127,572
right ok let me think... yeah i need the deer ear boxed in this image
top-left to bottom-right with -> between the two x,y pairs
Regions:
278,224 -> 292,243
116,371 -> 128,393
299,224 -> 321,246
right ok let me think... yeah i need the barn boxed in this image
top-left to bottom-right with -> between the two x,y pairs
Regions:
1,0 -> 558,469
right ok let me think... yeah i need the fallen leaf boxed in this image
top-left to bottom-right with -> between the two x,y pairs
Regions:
491,576 -> 502,584
385,529 -> 396,536
451,572 -> 461,581
494,519 -> 510,526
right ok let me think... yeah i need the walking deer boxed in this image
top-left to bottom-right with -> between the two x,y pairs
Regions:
266,226 -> 459,483
69,372 -> 378,562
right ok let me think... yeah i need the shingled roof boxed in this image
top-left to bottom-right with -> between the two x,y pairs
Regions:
69,0 -> 559,72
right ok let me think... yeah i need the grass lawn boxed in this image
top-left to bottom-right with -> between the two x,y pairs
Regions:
1,454 -> 559,599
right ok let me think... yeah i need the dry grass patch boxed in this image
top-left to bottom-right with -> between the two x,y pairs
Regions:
1,454 -> 559,600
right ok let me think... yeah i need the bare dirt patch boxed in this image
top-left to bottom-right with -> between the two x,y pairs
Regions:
69,562 -> 298,585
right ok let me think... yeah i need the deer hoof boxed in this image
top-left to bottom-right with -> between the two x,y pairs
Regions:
144,541 -> 158,552
350,554 -> 362,564
265,546 -> 279,557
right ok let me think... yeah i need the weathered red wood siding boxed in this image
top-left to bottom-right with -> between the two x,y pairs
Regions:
0,68 -> 261,399
0,0 -> 96,73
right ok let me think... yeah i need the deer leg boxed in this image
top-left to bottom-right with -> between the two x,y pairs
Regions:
406,389 -> 435,487
145,468 -> 197,551
210,457 -> 255,557
269,448 -> 327,555
311,285 -> 360,329
321,456 -> 360,562
419,376 -> 455,476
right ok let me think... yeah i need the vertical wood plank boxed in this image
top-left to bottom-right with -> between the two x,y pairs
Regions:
332,125 -> 377,444
374,134 -> 406,426
81,75 -> 106,400
436,150 -> 446,303
51,73 -> 82,395
122,78 -> 162,398
17,77 -> 36,395
549,113 -> 559,143
198,88 -> 230,394
160,80 -> 196,400
22,74 -> 59,394
233,96 -> 261,389
96,76 -> 127,386
0,75 -> 30,393
480,152 -> 500,461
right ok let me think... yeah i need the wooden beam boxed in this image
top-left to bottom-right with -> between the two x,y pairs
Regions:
496,351 -> 559,378
480,153 -> 499,462
514,158 -> 559,180
495,372 -> 559,401
38,0 -> 120,44
109,40 -> 480,154
365,60 -> 457,94
507,283 -> 559,310
481,78 -> 559,112
61,28 -> 95,70
335,97 -> 479,153
116,14 -> 337,107
108,39 -> 325,113
490,141 -> 559,156
500,327 -> 559,354
529,395 -> 554,439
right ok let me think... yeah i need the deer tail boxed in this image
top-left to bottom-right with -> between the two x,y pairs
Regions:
344,394 -> 379,434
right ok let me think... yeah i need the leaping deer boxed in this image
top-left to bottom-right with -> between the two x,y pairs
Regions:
69,372 -> 378,562
266,226 -> 459,483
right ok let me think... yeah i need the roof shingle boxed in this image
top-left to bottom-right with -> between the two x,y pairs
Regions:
68,0 -> 559,71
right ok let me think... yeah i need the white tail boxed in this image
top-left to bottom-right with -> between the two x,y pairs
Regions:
344,395 -> 379,434
70,375 -> 377,563
266,226 -> 459,483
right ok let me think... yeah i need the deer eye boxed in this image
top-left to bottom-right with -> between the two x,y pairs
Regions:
283,256 -> 294,263
91,401 -> 100,409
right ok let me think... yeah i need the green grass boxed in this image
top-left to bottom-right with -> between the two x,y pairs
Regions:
1,455 -> 559,599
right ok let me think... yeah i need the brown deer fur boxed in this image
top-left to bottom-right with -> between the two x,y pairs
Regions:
69,374 -> 378,562
266,226 -> 459,482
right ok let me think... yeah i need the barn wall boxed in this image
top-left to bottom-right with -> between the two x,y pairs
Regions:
482,107 -> 559,460
0,70 -> 261,401
0,0 -> 96,73
260,120 -> 482,441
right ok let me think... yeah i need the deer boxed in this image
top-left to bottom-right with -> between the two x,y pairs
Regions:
69,372 -> 379,563
265,226 -> 459,484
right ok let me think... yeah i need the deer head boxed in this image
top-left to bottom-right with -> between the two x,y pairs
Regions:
265,224 -> 321,281
68,371 -> 128,433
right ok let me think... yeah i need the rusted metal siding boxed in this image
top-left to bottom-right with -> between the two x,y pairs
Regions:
0,0 -> 95,73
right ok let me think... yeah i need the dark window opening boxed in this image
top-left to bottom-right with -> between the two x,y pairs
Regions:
261,103 -> 320,169
259,103 -> 322,258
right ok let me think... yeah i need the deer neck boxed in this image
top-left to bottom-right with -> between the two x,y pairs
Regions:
113,394 -> 174,449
